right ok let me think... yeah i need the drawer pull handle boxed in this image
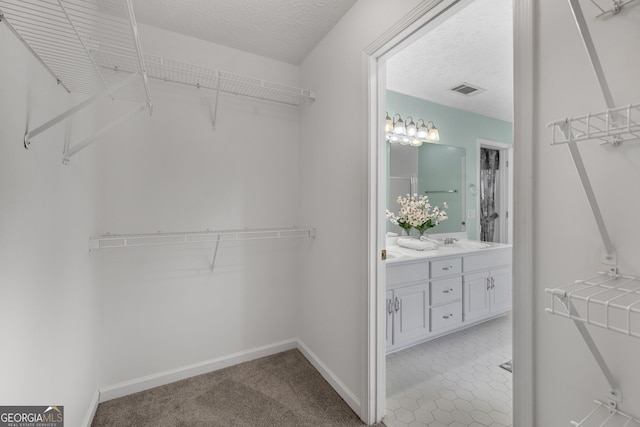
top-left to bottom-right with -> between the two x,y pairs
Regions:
442,265 -> 453,271
442,313 -> 454,319
442,288 -> 454,294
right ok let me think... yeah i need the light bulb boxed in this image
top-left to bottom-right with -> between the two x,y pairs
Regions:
406,116 -> 417,137
385,112 -> 393,133
392,114 -> 406,135
427,122 -> 440,141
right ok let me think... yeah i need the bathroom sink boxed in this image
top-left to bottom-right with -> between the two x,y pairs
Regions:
450,240 -> 491,250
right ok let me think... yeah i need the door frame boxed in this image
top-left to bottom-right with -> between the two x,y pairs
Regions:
364,0 -> 535,425
477,139 -> 514,244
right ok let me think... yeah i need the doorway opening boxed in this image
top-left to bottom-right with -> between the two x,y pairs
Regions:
477,139 -> 513,244
369,0 -> 518,425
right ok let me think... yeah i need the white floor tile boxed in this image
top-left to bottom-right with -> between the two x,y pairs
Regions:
385,314 -> 512,427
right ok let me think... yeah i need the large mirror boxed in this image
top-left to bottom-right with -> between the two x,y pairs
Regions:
387,143 -> 466,236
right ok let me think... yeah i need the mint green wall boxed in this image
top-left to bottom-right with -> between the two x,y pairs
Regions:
386,90 -> 513,240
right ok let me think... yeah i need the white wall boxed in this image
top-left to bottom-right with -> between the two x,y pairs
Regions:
534,1 -> 640,424
0,23 -> 100,427
298,0 -> 423,417
95,25 -> 305,389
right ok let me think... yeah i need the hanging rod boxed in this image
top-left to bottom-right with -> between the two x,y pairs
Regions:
424,189 -> 458,194
0,0 -> 152,162
89,227 -> 316,250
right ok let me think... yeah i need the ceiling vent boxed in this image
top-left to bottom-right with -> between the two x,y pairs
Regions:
450,82 -> 486,96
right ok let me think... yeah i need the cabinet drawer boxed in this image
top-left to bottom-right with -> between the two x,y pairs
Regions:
430,258 -> 462,279
463,250 -> 511,272
387,261 -> 428,287
430,277 -> 462,306
431,301 -> 463,332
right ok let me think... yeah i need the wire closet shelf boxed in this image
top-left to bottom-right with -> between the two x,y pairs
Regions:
0,0 -> 151,161
90,227 -> 316,250
93,46 -> 316,106
571,400 -> 640,427
547,103 -> 640,146
545,272 -> 640,338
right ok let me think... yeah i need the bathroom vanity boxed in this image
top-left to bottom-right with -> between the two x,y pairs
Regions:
385,239 -> 512,353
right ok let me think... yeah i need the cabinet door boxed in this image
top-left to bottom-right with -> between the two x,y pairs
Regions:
393,283 -> 429,346
386,290 -> 394,348
490,267 -> 512,314
463,272 -> 491,322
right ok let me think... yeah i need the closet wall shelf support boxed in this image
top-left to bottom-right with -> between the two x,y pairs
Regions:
89,227 -> 316,251
0,0 -> 152,163
571,400 -> 640,426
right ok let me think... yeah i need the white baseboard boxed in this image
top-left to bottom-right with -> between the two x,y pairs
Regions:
296,339 -> 361,415
99,339 -> 297,402
82,389 -> 100,427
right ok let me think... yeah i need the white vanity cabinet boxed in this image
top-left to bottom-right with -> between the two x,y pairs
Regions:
462,250 -> 512,322
386,261 -> 430,351
386,243 -> 512,353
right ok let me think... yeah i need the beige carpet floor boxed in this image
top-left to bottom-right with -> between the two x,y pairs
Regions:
92,349 -> 378,427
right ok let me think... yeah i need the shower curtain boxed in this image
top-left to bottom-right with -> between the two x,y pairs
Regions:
480,148 -> 499,242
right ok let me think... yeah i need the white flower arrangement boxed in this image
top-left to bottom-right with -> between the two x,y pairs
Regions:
386,194 -> 448,236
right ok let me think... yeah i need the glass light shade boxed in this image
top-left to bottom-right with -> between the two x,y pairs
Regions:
400,136 -> 410,145
393,115 -> 406,135
406,116 -> 417,137
416,125 -> 428,139
385,112 -> 393,133
427,122 -> 440,141
409,138 -> 423,147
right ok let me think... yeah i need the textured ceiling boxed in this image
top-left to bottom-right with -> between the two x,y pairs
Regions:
132,0 -> 358,65
387,0 -> 513,122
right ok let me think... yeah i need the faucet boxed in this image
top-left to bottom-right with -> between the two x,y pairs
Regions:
443,237 -> 458,245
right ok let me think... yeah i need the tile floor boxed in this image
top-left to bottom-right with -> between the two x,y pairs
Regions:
384,314 -> 512,427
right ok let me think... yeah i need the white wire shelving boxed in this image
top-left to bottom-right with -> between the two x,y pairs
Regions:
90,45 -> 316,128
546,271 -> 640,338
547,103 -> 640,146
90,227 -> 316,270
571,400 -> 640,427
90,227 -> 316,250
544,0 -> 640,424
0,0 -> 151,162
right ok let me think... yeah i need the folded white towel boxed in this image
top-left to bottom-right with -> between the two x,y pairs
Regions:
397,238 -> 438,251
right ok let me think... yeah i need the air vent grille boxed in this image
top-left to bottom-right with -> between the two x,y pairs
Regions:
450,83 -> 485,96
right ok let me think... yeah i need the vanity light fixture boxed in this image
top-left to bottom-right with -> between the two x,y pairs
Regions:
386,113 -> 440,146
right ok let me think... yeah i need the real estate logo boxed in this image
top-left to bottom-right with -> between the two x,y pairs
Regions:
0,406 -> 63,427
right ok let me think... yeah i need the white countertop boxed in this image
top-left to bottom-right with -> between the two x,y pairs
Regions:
386,240 -> 512,264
